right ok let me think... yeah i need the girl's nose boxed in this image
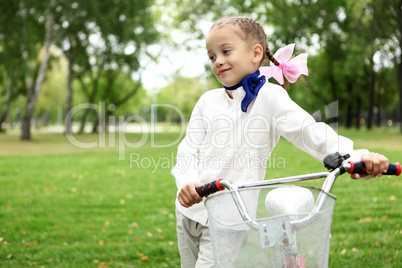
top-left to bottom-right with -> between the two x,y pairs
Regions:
215,55 -> 224,67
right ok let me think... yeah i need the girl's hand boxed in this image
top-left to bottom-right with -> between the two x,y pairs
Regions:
178,182 -> 204,208
351,153 -> 389,180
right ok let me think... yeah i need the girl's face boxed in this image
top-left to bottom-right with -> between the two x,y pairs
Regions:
206,25 -> 261,87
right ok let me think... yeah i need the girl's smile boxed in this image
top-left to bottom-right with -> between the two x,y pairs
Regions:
218,68 -> 231,76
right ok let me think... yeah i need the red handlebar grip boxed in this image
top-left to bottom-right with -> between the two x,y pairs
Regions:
348,161 -> 355,174
396,162 -> 401,176
349,161 -> 401,176
216,179 -> 225,190
196,179 -> 225,197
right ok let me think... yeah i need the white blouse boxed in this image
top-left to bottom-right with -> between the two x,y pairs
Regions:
171,82 -> 367,225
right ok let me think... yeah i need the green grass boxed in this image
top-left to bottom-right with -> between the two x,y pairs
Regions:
0,128 -> 401,267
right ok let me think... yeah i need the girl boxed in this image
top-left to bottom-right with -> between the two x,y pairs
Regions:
171,16 -> 388,267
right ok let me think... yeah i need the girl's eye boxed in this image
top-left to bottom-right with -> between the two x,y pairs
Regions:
209,55 -> 216,61
223,49 -> 230,54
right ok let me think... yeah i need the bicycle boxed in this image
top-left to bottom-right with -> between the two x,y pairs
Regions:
195,153 -> 401,268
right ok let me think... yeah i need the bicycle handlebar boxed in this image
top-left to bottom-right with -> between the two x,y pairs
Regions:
348,162 -> 401,176
195,161 -> 401,198
194,160 -> 400,231
195,179 -> 225,197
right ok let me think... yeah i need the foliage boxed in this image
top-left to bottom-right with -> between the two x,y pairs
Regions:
0,0 -> 160,137
0,0 -> 400,135
0,0 -> 57,138
35,51 -> 68,125
169,0 -> 401,128
157,75 -> 205,122
71,71 -> 149,120
54,0 -> 159,133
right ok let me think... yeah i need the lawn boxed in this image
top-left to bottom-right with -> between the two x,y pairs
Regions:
0,128 -> 401,267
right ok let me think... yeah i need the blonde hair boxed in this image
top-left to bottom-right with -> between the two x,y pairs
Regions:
210,17 -> 280,68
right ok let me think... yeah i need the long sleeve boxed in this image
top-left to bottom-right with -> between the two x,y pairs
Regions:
172,83 -> 371,225
171,95 -> 207,190
261,84 -> 368,162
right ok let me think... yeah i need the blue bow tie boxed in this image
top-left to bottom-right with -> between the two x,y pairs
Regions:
223,70 -> 266,112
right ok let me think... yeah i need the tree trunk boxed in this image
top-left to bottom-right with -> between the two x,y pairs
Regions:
367,70 -> 376,130
21,91 -> 36,140
399,61 -> 402,132
78,106 -> 92,134
92,117 -> 99,133
345,82 -> 353,128
376,82 -> 382,127
399,0 -> 402,132
0,80 -> 13,133
328,66 -> 337,102
90,70 -> 119,133
355,96 -> 362,129
78,89 -> 95,134
65,39 -> 74,135
20,0 -> 55,140
78,71 -> 102,134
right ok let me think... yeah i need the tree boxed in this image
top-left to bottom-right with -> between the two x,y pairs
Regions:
0,75 -> 19,132
82,70 -> 144,133
0,0 -> 48,136
157,75 -> 205,122
35,54 -> 67,126
368,0 -> 402,131
170,0 -> 400,129
58,0 -> 159,134
19,0 -> 57,140
0,0 -> 160,138
53,0 -> 93,134
0,30 -> 25,132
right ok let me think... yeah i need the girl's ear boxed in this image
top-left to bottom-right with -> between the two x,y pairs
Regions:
253,44 -> 264,63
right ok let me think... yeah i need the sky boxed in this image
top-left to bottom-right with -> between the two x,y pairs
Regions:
84,17 -> 212,93
140,43 -> 208,91
139,20 -> 214,92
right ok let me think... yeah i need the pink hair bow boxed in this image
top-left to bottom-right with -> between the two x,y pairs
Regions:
260,43 -> 308,85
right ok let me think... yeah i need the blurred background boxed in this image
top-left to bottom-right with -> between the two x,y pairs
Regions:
0,0 -> 400,139
1,1 -> 401,267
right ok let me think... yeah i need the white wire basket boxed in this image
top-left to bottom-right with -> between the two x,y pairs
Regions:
204,185 -> 336,268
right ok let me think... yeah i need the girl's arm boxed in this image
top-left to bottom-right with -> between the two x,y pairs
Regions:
267,85 -> 388,179
171,96 -> 207,207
